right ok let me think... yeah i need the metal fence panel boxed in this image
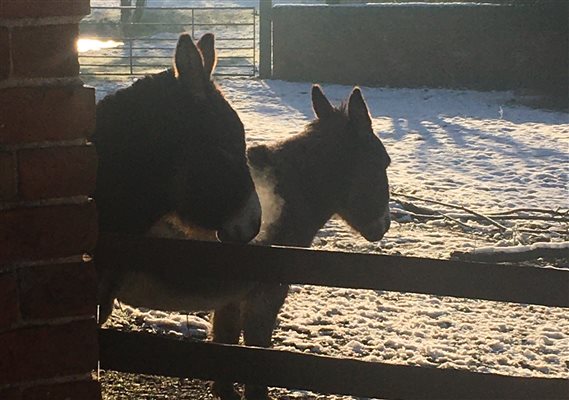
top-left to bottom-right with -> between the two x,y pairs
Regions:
79,6 -> 257,77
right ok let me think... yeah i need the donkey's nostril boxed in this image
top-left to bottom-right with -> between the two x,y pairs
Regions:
217,226 -> 240,243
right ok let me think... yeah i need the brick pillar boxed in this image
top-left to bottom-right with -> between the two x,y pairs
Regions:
0,1 -> 101,399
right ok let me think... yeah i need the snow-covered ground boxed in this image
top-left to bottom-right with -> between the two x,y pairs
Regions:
88,72 -> 569,399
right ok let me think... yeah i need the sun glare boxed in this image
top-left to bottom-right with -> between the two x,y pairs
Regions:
77,38 -> 123,53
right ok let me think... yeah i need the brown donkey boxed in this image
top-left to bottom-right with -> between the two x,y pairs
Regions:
94,33 -> 261,325
212,85 -> 391,399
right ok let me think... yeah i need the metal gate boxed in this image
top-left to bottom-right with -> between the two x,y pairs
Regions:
79,5 -> 257,77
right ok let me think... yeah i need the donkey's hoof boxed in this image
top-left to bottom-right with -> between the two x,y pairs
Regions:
211,381 -> 241,400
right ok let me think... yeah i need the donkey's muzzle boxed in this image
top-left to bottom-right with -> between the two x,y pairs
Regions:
217,191 -> 262,243
361,212 -> 391,242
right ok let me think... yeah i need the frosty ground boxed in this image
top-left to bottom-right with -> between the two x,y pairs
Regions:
87,73 -> 569,399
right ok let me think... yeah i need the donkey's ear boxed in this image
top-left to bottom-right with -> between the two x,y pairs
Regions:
247,144 -> 272,169
312,85 -> 334,120
348,87 -> 372,128
174,34 -> 206,92
197,33 -> 217,79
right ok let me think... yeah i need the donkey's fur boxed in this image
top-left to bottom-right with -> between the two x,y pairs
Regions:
95,33 -> 261,324
211,86 -> 391,400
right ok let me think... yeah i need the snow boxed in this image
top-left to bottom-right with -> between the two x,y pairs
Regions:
83,6 -> 569,397
472,241 -> 569,255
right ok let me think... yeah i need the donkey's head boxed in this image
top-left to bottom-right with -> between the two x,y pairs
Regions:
166,34 -> 260,242
312,85 -> 391,241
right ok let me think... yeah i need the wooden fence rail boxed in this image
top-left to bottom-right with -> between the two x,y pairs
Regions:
96,233 -> 569,307
96,233 -> 568,399
99,329 -> 568,400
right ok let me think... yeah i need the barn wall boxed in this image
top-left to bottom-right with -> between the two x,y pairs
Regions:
272,3 -> 568,95
0,1 -> 101,399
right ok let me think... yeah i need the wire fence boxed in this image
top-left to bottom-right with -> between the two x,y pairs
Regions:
79,6 -> 257,77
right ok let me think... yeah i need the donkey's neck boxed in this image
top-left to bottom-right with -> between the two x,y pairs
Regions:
254,132 -> 351,248
256,178 -> 329,248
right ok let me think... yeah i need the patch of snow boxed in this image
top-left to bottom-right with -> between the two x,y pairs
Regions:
472,241 -> 569,255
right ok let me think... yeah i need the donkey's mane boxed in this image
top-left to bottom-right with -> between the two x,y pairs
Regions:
95,70 -> 175,146
336,101 -> 349,114
94,69 -> 193,233
94,68 -> 222,152
304,103 -> 348,134
96,68 -> 221,125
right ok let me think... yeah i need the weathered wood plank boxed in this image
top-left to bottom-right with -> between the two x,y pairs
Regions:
99,329 -> 569,400
95,233 -> 568,307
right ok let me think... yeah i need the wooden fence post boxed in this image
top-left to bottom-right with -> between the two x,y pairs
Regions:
259,0 -> 273,78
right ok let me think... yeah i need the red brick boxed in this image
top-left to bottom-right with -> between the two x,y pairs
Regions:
22,380 -> 101,400
0,151 -> 17,200
0,272 -> 19,330
0,387 -> 22,400
18,145 -> 97,200
11,24 -> 79,78
0,0 -> 90,19
0,319 -> 98,385
0,202 -> 98,264
19,262 -> 97,320
0,86 -> 96,145
0,27 -> 9,80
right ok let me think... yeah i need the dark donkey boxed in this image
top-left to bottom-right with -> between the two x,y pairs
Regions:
95,33 -> 261,323
211,86 -> 391,399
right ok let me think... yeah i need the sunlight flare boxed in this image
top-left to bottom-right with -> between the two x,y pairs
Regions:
77,38 -> 123,53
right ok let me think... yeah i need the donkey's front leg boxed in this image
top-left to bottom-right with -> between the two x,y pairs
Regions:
211,302 -> 242,400
241,283 -> 289,400
96,262 -> 123,325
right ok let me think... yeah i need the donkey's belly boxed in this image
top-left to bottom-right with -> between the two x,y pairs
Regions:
117,271 -> 254,312
114,215 -> 253,313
